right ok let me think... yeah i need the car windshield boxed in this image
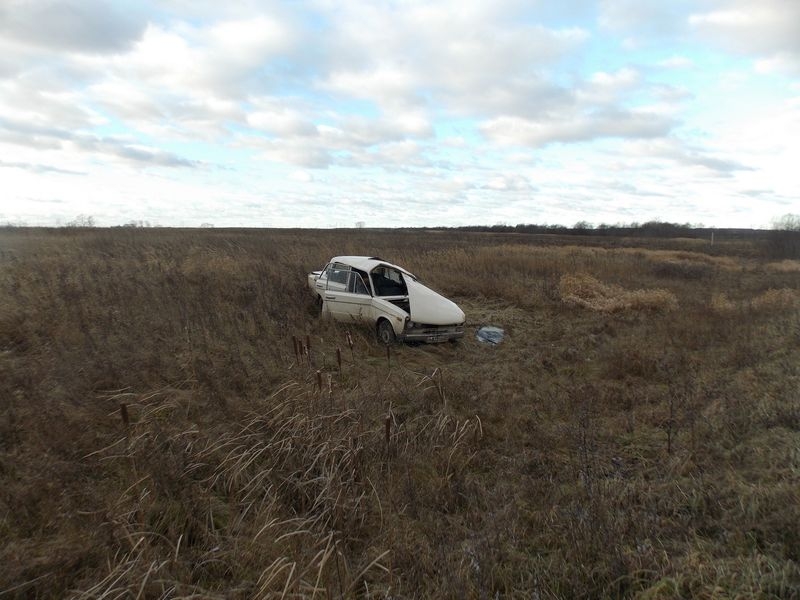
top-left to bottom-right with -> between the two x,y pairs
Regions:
371,266 -> 408,296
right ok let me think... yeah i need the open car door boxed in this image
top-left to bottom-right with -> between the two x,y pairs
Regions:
323,264 -> 372,322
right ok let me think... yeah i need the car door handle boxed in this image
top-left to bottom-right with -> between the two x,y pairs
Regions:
325,295 -> 336,300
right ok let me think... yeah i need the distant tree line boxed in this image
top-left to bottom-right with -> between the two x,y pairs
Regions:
442,216 -> 799,259
447,220 -> 733,238
766,213 -> 800,259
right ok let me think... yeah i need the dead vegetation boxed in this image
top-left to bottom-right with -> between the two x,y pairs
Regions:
0,227 -> 798,598
558,273 -> 678,312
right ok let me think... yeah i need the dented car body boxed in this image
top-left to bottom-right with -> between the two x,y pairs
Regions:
308,256 -> 465,343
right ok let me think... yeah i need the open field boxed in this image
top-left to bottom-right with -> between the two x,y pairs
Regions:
1,227 -> 799,598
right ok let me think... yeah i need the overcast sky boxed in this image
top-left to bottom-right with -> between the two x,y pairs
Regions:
1,0 -> 798,228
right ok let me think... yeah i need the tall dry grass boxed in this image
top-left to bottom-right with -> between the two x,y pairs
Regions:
1,227 -> 799,598
558,273 -> 678,312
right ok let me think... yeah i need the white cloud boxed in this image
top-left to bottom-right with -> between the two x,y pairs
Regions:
210,16 -> 293,56
289,169 -> 314,183
246,101 -> 319,137
689,0 -> 800,75
578,67 -> 642,104
318,0 -> 588,118
623,139 -> 752,175
658,56 -> 695,69
324,66 -> 421,109
755,53 -> 800,76
589,67 -> 640,88
0,113 -> 198,168
483,174 -> 533,192
599,0 -> 690,36
689,1 -> 800,52
0,0 -> 147,53
0,159 -> 85,176
256,139 -> 332,169
0,79 -> 99,131
481,110 -> 671,147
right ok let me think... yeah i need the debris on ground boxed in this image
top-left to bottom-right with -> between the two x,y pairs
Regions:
476,326 -> 505,345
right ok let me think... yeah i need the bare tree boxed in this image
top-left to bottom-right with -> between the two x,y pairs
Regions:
772,213 -> 800,231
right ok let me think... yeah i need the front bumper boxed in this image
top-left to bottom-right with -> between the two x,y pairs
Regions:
399,324 -> 465,343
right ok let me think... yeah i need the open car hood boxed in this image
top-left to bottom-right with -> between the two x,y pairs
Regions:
405,279 -> 465,325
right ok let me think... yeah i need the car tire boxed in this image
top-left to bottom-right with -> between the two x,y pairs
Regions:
377,319 -> 396,345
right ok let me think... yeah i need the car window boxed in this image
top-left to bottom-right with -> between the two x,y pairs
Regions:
348,272 -> 370,295
327,263 -> 350,292
319,263 -> 332,281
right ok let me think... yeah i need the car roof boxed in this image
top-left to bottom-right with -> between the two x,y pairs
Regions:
330,256 -> 416,278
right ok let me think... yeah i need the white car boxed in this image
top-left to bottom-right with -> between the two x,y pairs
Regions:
308,256 -> 465,344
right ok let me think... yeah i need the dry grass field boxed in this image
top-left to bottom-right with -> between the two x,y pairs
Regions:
1,227 -> 798,599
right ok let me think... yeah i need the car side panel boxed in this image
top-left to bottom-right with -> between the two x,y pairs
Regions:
323,264 -> 352,320
332,291 -> 372,322
369,298 -> 408,335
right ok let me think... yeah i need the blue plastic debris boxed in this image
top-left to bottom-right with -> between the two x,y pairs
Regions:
476,326 -> 505,345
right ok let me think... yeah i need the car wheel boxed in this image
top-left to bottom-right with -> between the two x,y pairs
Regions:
377,319 -> 396,345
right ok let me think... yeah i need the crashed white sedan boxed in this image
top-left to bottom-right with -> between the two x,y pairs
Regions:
308,256 -> 465,344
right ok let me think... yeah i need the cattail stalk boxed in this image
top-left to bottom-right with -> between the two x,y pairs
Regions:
346,330 -> 354,360
385,415 -> 392,456
120,403 -> 130,428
